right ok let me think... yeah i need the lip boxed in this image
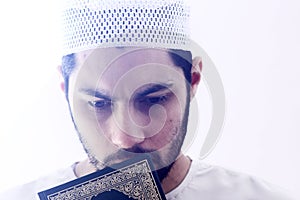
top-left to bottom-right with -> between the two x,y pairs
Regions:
105,157 -> 133,168
104,154 -> 134,165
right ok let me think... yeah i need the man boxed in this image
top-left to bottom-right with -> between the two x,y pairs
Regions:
0,0 -> 294,199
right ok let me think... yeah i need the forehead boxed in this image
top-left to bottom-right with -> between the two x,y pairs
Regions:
72,48 -> 185,93
75,47 -> 175,70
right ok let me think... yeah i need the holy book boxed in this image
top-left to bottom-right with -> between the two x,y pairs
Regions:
38,156 -> 166,200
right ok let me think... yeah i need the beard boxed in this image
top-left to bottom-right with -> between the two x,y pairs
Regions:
68,91 -> 190,182
89,145 -> 177,182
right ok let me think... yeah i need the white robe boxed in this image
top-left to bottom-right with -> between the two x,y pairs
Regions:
0,160 -> 294,200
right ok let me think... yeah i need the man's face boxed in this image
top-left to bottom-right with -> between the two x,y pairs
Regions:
68,47 -> 191,171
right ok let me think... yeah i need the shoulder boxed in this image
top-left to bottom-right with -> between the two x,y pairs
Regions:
166,159 -> 295,200
0,166 -> 76,200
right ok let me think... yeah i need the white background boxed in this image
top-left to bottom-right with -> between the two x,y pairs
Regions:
0,0 -> 299,198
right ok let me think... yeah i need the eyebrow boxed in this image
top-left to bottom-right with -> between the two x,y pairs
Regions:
79,88 -> 111,100
79,83 -> 173,100
136,83 -> 173,97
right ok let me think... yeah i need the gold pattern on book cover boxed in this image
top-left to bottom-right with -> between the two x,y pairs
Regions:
47,160 -> 164,200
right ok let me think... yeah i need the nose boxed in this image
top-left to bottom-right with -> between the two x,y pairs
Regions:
107,103 -> 145,149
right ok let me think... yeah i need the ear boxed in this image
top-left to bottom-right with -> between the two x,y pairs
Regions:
190,56 -> 202,99
57,65 -> 65,93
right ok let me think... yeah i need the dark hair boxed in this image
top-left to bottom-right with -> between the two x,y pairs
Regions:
61,49 -> 192,99
61,53 -> 75,98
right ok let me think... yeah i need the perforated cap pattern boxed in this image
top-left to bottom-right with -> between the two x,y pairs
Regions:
62,0 -> 190,55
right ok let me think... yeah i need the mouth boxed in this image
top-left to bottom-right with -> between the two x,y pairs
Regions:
103,148 -> 154,167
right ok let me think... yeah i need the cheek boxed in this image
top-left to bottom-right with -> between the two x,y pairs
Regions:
72,98 -> 99,128
72,97 -> 131,146
73,95 -> 112,129
71,98 -> 118,155
144,115 -> 181,150
140,98 -> 185,149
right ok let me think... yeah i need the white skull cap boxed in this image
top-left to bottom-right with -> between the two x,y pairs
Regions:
62,0 -> 191,55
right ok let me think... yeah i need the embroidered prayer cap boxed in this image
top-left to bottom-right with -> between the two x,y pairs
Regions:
62,0 -> 191,55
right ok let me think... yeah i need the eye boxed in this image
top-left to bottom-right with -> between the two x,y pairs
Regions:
88,100 -> 112,110
141,95 -> 169,105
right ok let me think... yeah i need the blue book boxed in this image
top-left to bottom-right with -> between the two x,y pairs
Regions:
38,155 -> 167,200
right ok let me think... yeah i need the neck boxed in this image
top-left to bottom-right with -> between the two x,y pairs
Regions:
73,158 -> 97,178
74,153 -> 192,194
161,153 -> 192,194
